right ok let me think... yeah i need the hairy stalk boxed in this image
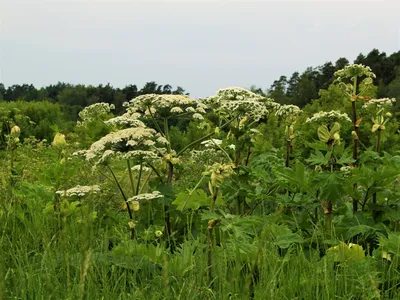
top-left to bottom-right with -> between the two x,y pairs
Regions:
136,161 -> 143,196
106,164 -> 135,239
245,146 -> 252,166
372,129 -> 382,216
163,161 -> 174,237
376,129 -> 381,153
164,118 -> 172,153
285,139 -> 291,168
146,162 -> 164,183
207,219 -> 219,289
351,77 -> 359,212
138,170 -> 153,194
147,105 -> 165,137
126,160 -> 135,196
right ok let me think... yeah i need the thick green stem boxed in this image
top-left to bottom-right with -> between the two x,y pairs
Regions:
376,129 -> 381,153
351,77 -> 359,212
136,161 -> 143,196
147,105 -> 165,137
372,130 -> 381,208
207,220 -> 219,288
285,139 -> 291,168
164,161 -> 174,237
245,146 -> 252,166
146,163 -> 164,183
127,160 -> 135,196
107,165 -> 135,239
164,118 -> 172,153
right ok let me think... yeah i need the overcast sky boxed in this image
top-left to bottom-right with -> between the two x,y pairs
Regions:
1,0 -> 399,97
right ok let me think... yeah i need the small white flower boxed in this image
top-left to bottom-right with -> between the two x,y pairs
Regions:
185,107 -> 196,113
201,139 -> 222,148
127,191 -> 163,202
170,107 -> 184,113
306,110 -> 351,124
56,185 -> 101,197
193,113 -> 204,120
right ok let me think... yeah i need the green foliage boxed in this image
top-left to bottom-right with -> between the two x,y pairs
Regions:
3,61 -> 400,299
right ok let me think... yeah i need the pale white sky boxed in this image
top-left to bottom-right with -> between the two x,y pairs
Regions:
1,0 -> 399,97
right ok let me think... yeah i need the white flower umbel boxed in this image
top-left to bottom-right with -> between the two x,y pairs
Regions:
201,139 -> 223,148
105,112 -> 145,128
74,127 -> 167,165
126,191 -> 163,202
275,105 -> 302,118
362,98 -> 396,110
124,94 -> 207,120
78,103 -> 115,127
334,64 -> 376,81
204,87 -> 278,121
56,185 -> 101,197
131,164 -> 151,172
306,111 -> 352,124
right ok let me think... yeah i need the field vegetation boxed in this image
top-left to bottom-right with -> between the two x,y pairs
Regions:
2,50 -> 400,299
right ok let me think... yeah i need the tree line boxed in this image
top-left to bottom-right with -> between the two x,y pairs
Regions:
1,48 -> 400,115
256,49 -> 400,110
0,81 -> 187,116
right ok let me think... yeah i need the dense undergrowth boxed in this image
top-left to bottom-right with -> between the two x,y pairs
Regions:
1,65 -> 400,299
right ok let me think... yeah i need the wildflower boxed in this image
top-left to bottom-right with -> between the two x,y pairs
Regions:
124,94 -> 206,120
185,107 -> 196,113
204,87 -> 277,121
340,166 -> 353,176
126,191 -> 163,202
170,107 -> 184,113
334,64 -> 376,81
78,103 -> 115,127
56,185 -> 101,197
306,111 -> 351,124
105,114 -> 145,128
362,98 -> 396,110
155,230 -> 163,238
74,127 -> 166,165
131,164 -> 150,172
201,139 -> 223,148
275,105 -> 302,118
192,113 -> 204,120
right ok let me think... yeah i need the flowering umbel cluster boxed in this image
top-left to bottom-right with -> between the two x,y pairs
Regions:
362,98 -> 396,132
334,64 -> 376,82
204,87 -> 279,121
77,103 -> 115,127
275,105 -> 302,118
56,185 -> 101,197
306,110 -> 352,124
362,98 -> 396,110
123,94 -> 207,120
334,64 -> 376,99
127,191 -> 163,202
73,127 -> 168,166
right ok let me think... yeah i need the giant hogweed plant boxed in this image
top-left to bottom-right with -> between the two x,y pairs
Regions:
334,64 -> 376,211
304,110 -> 354,232
72,94 -> 238,239
275,104 -> 302,168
